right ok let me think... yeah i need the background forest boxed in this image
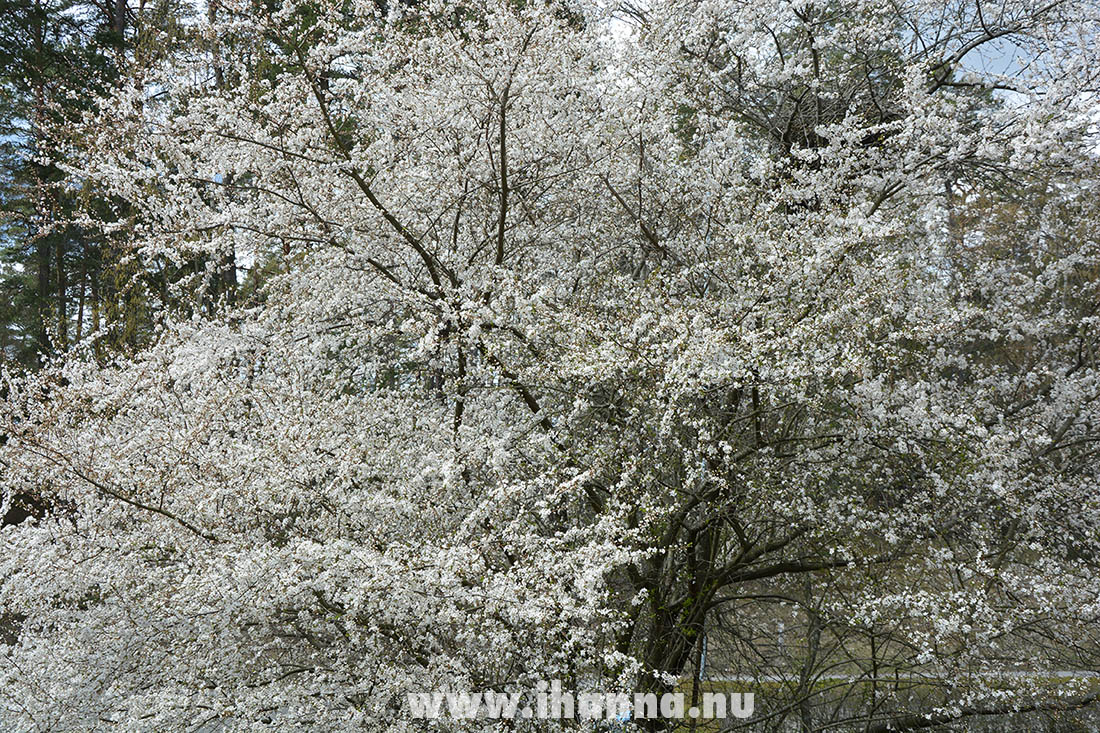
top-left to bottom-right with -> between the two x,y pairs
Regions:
1,0 -> 258,371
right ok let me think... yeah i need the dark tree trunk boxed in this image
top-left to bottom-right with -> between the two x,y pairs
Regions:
56,238 -> 67,347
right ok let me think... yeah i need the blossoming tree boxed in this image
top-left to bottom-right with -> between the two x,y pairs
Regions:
2,0 -> 1100,729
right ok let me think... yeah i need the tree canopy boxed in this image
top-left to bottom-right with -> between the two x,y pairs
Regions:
2,0 -> 1100,730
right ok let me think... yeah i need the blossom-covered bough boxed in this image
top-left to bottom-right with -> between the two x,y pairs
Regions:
2,0 -> 1099,729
